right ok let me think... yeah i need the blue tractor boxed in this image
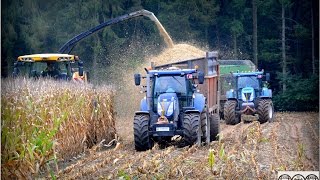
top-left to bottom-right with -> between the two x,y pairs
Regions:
224,71 -> 274,124
133,53 -> 220,151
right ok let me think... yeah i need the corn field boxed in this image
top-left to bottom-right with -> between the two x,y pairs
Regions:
1,77 -> 116,179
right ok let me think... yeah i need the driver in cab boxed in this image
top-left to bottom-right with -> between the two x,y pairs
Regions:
158,78 -> 175,93
41,62 -> 60,78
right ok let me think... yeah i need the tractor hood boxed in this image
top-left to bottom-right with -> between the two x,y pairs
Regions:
241,87 -> 255,102
157,93 -> 179,118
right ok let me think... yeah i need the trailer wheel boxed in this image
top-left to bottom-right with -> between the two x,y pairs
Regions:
210,114 -> 220,141
257,99 -> 274,123
134,114 -> 153,151
220,100 -> 226,120
201,111 -> 207,141
201,113 -> 220,141
224,100 -> 240,125
183,113 -> 200,146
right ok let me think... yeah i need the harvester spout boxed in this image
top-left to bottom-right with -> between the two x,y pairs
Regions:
59,9 -> 174,54
138,10 -> 174,48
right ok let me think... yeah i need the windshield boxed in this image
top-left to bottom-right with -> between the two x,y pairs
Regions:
16,61 -> 71,77
152,75 -> 193,112
33,62 -> 69,74
237,76 -> 259,89
154,76 -> 187,95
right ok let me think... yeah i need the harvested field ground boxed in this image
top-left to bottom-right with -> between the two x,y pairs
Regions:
57,112 -> 319,179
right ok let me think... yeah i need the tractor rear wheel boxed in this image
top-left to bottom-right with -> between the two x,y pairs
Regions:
183,113 -> 200,146
134,114 -> 153,151
257,99 -> 274,123
224,100 -> 240,125
201,112 -> 220,141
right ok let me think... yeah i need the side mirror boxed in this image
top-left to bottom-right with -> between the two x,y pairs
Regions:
78,61 -> 84,76
134,74 -> 141,86
266,73 -> 270,82
198,71 -> 205,84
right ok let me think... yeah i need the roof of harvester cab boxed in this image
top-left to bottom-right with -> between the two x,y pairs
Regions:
17,53 -> 77,62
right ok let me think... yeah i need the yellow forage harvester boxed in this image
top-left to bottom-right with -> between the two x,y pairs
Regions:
14,53 -> 88,83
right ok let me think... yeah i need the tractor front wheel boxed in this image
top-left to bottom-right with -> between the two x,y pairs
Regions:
183,113 -> 200,146
134,114 -> 153,151
257,99 -> 274,123
224,100 -> 240,125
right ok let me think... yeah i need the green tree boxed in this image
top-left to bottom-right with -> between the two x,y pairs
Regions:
252,0 -> 258,66
1,0 -> 318,111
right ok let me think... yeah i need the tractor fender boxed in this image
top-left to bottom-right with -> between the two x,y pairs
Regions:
193,93 -> 205,113
140,97 -> 148,111
185,110 -> 200,114
135,111 -> 149,116
260,88 -> 272,98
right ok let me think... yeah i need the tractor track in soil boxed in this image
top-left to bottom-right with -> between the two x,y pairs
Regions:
56,112 -> 318,179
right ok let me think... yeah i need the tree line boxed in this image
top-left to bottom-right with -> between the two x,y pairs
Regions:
1,0 -> 319,111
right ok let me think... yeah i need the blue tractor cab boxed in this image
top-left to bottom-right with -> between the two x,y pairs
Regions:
224,70 -> 274,124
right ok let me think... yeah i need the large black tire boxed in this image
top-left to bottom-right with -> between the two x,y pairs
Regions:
183,113 -> 200,146
134,114 -> 153,151
256,99 -> 274,123
210,114 -> 220,141
220,101 -> 226,120
201,112 -> 207,142
201,113 -> 220,141
224,100 -> 240,125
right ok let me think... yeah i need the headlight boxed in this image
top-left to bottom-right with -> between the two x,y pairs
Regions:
166,102 -> 174,116
157,102 -> 163,116
58,57 -> 71,61
21,57 -> 34,62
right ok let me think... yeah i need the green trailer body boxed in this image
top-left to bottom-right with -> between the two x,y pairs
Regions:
219,60 -> 256,75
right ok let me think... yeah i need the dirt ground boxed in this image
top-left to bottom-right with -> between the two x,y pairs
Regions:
54,112 -> 318,179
